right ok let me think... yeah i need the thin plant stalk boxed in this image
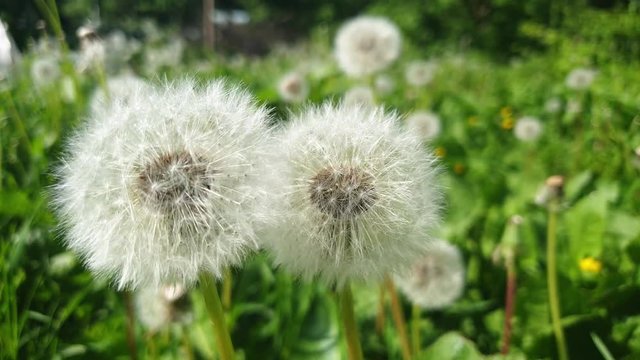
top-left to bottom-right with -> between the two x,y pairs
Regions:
181,324 -> 194,360
199,272 -> 236,360
375,284 -> 386,336
411,304 -> 420,357
547,199 -> 569,360
222,268 -> 232,310
501,258 -> 517,355
384,276 -> 412,360
123,292 -> 138,360
339,282 -> 364,360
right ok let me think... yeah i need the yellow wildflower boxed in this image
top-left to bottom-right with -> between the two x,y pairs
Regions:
467,116 -> 479,126
501,117 -> 514,130
435,147 -> 446,158
579,257 -> 602,274
453,163 -> 465,174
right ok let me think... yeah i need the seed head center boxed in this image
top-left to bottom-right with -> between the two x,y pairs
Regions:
137,151 -> 211,211
308,166 -> 376,219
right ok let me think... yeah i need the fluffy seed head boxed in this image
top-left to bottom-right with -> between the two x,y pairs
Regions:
405,60 -> 437,87
514,116 -> 543,142
395,239 -> 465,310
544,97 -> 562,113
263,103 -> 442,288
406,111 -> 441,141
334,16 -> 402,77
343,86 -> 375,107
565,68 -> 597,90
375,74 -> 395,94
53,79 -> 274,289
277,72 -> 309,103
31,56 -> 60,88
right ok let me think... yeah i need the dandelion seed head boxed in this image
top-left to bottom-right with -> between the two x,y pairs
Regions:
405,60 -> 437,87
343,86 -> 375,107
263,103 -> 442,288
277,72 -> 309,103
54,79 -> 274,289
566,68 -> 597,90
334,16 -> 402,77
395,239 -> 465,310
514,116 -> 543,142
405,111 -> 441,141
31,56 -> 60,88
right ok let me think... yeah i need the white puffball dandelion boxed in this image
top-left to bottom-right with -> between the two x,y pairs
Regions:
334,16 -> 402,77
31,56 -> 60,88
54,79 -> 274,289
395,239 -> 465,310
405,111 -> 442,141
544,97 -> 562,114
405,60 -> 437,87
565,68 -> 597,90
89,73 -> 151,113
514,116 -> 543,142
263,104 -> 442,288
135,284 -> 191,332
374,74 -> 395,94
277,72 -> 309,103
343,86 -> 375,107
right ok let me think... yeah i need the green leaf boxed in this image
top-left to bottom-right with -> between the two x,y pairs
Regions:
421,332 -> 484,360
0,191 -> 31,216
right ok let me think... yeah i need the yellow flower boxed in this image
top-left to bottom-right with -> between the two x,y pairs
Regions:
501,117 -> 514,130
453,163 -> 465,174
579,257 -> 602,274
500,106 -> 514,130
467,116 -> 479,126
435,147 -> 446,158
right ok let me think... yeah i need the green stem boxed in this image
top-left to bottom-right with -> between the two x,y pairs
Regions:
547,200 -> 569,360
385,276 -> 412,360
222,268 -> 232,310
411,304 -> 420,357
375,284 -> 386,336
339,282 -> 364,360
199,272 -> 236,360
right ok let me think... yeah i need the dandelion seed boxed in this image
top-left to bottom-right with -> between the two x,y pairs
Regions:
395,239 -> 465,310
514,116 -> 543,142
263,103 -> 442,288
405,111 -> 441,141
334,16 -> 402,77
405,60 -> 437,87
277,72 -> 309,103
53,79 -> 274,289
565,68 -> 597,90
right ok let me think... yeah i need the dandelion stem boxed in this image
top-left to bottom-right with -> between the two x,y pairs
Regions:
123,292 -> 138,360
411,304 -> 421,357
375,284 -> 386,336
547,199 -> 569,360
339,282 -> 364,360
199,272 -> 236,360
384,276 -> 412,360
222,268 -> 232,310
501,258 -> 517,355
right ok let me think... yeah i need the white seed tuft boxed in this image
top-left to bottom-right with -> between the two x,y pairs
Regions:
263,103 -> 442,288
